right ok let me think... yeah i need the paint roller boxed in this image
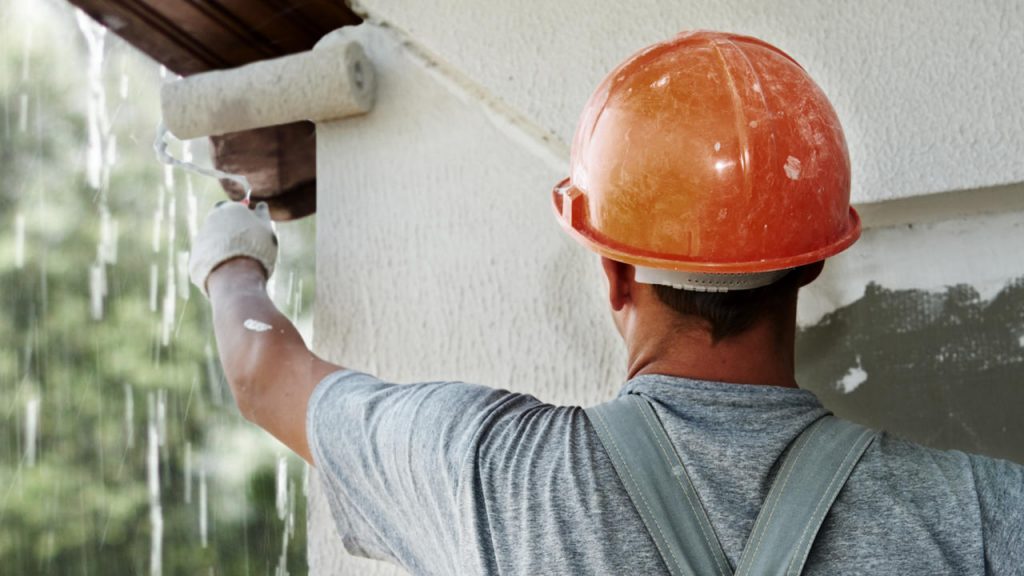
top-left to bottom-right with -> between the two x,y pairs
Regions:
161,35 -> 375,140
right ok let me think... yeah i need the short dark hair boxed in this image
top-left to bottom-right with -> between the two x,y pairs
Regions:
651,267 -> 808,342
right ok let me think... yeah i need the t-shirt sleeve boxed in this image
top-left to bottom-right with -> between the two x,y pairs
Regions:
306,369 -> 537,574
969,454 -> 1024,575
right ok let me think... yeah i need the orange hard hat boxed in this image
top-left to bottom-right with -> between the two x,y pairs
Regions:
553,30 -> 859,291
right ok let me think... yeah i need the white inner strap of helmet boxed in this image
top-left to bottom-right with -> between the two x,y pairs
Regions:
634,266 -> 791,293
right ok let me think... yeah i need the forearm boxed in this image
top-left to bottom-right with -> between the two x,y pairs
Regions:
207,258 -> 339,462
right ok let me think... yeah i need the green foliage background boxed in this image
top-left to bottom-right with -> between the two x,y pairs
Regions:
1,1 -> 315,573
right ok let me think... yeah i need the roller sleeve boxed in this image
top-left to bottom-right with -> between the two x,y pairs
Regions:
160,40 -> 375,140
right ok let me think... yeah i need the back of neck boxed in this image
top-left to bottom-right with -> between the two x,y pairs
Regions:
626,314 -> 798,389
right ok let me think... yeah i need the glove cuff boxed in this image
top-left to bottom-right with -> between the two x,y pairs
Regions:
190,234 -> 277,296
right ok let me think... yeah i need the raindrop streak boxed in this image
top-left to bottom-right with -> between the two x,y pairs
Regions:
25,395 -> 40,467
14,213 -> 25,268
18,93 -> 28,133
147,422 -> 163,576
124,384 -> 135,450
160,195 -> 177,346
149,263 -> 159,312
183,442 -> 192,504
204,344 -> 224,406
292,279 -> 304,320
153,186 -> 165,254
186,178 -> 198,240
76,10 -> 110,193
274,461 -> 293,576
177,251 -> 191,301
284,271 -> 295,307
156,389 -> 167,449
302,462 -> 310,498
199,466 -> 209,548
99,207 -> 119,265
77,9 -> 119,322
90,262 -> 107,321
119,57 -> 129,99
275,457 -> 288,520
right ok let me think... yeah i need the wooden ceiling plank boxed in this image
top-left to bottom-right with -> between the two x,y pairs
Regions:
206,0 -> 325,55
180,0 -> 280,60
69,0 -> 232,74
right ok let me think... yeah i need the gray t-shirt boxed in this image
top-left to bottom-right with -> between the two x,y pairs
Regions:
308,371 -> 1024,575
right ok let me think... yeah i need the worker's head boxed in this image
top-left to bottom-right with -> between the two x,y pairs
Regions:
552,31 -> 858,343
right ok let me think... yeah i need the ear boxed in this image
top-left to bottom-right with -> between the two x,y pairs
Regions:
798,261 -> 825,287
600,257 -> 634,311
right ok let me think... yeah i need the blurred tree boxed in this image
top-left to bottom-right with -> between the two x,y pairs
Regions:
0,0 -> 311,574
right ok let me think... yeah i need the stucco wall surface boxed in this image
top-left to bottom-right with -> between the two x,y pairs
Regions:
351,0 -> 1024,205
307,13 -> 1024,574
309,24 -> 624,575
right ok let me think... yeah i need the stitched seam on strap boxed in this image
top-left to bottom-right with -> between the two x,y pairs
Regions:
635,398 -> 730,576
739,418 -> 824,573
592,409 -> 687,576
785,429 -> 873,576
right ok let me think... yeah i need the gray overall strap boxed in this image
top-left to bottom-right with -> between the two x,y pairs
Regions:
586,395 -> 879,576
734,415 -> 877,576
585,395 -> 732,576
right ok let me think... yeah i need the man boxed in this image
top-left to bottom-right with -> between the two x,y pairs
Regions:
189,31 -> 1023,574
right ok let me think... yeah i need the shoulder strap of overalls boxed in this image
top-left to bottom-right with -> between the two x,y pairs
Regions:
586,395 -> 732,576
734,414 -> 877,576
585,395 -> 878,576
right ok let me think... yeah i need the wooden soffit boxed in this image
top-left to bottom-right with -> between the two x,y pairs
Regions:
66,0 -> 363,220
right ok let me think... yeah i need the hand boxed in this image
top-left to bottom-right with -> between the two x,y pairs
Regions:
189,201 -> 278,296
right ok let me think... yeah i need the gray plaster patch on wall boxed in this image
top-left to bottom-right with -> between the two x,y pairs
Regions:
796,277 -> 1024,464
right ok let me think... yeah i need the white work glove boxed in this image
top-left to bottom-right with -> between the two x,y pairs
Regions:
189,201 -> 277,296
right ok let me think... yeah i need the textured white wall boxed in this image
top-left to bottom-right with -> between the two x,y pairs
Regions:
308,3 -> 1024,571
350,0 -> 1024,204
800,207 -> 1024,327
309,24 -> 624,575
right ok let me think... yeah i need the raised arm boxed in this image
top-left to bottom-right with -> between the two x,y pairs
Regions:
190,202 -> 342,463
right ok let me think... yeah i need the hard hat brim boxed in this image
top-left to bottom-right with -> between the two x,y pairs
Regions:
552,178 -> 861,273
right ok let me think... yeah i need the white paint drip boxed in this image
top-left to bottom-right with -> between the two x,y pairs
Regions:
784,156 -> 802,180
244,319 -> 273,332
837,356 -> 868,394
153,123 -> 253,204
714,142 -> 721,152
